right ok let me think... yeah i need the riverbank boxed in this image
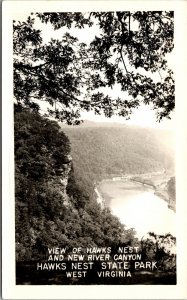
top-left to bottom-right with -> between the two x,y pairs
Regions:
154,191 -> 175,212
130,173 -> 175,212
95,176 -> 176,238
95,171 -> 175,212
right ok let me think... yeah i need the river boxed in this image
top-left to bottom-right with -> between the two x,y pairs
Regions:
96,179 -> 176,239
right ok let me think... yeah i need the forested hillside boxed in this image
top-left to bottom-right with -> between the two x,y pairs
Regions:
15,107 -> 137,262
63,124 -> 174,198
15,107 -> 176,284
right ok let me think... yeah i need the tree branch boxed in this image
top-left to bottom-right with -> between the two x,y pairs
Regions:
117,14 -> 131,74
128,12 -> 131,34
158,70 -> 163,82
14,61 -> 48,70
120,46 -> 128,73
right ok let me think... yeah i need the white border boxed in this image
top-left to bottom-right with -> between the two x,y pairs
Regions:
2,1 -> 187,299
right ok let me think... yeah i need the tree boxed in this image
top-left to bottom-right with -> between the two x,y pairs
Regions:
140,232 -> 176,271
13,11 -> 174,124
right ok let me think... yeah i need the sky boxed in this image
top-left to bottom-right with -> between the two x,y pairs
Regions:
14,11 -> 175,130
81,106 -> 175,129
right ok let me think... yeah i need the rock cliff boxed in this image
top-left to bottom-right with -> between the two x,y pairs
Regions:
15,106 -> 136,262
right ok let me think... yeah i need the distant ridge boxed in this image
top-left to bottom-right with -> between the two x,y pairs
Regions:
60,119 -> 128,128
60,119 -> 172,132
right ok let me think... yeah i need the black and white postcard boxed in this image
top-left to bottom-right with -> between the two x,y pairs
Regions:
2,0 -> 187,299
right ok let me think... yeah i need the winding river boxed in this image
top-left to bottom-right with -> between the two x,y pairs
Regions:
96,179 -> 176,238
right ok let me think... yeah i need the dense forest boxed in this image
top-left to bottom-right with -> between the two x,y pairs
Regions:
62,123 -> 174,199
15,107 -> 176,284
15,107 -> 137,261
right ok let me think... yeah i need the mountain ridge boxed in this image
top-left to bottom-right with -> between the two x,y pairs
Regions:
60,119 -> 174,131
62,125 -> 174,199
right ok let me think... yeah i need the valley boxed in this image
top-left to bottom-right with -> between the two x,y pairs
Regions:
62,122 -> 175,210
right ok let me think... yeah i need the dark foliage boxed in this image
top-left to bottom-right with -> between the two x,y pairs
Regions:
13,11 -> 174,124
15,107 -> 137,261
141,232 -> 176,271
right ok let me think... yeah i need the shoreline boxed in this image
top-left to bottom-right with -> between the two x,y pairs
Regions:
95,174 -> 175,212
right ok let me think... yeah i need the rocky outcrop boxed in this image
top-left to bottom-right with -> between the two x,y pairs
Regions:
49,155 -> 72,207
15,108 -> 74,261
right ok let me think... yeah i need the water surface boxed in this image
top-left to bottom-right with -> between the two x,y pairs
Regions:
98,180 -> 176,238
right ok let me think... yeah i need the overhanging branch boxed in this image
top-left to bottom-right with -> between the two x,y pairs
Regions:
120,46 -> 128,74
